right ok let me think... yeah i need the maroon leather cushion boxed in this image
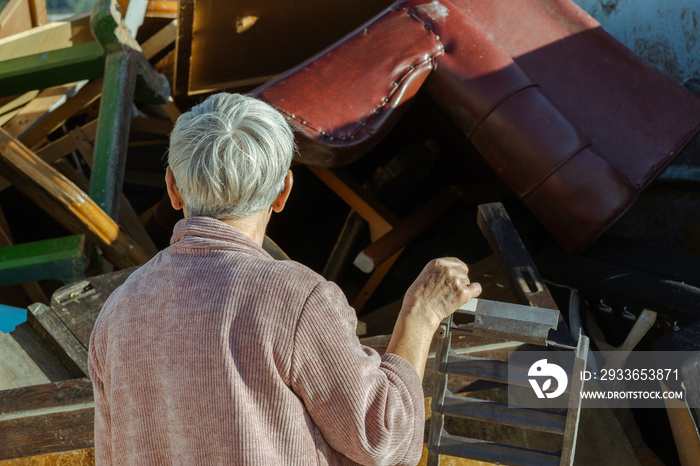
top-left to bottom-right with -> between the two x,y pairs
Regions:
252,0 -> 700,252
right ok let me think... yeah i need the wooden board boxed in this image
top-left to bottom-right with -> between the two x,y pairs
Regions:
28,304 -> 88,377
0,331 -> 49,390
0,379 -> 94,461
0,13 -> 92,62
0,128 -> 151,269
178,0 -> 394,95
50,267 -> 138,348
0,0 -> 33,39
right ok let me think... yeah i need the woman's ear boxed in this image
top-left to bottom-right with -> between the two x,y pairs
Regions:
272,170 -> 294,213
165,167 -> 185,211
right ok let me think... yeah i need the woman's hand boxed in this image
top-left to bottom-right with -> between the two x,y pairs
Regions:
386,258 -> 482,380
401,257 -> 482,330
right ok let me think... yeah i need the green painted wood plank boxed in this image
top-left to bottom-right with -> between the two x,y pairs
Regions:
0,235 -> 89,285
0,42 -> 105,97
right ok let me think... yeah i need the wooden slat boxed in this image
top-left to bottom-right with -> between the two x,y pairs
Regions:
477,203 -> 558,311
28,0 -> 48,27
173,0 -> 195,97
0,406 -> 94,460
0,127 -> 150,269
70,125 -> 159,257
50,267 -> 137,348
146,0 -> 177,18
27,303 -> 88,376
0,15 -> 93,62
0,378 -> 92,416
0,448 -> 95,465
0,0 -> 33,40
308,166 -> 398,237
161,96 -> 180,124
0,331 -> 50,390
3,83 -> 79,138
20,79 -> 103,148
0,235 -> 89,286
37,119 -> 98,164
0,205 -> 51,304
0,91 -> 38,116
140,18 -> 177,59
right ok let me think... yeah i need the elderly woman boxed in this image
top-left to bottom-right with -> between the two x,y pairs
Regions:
88,93 -> 481,465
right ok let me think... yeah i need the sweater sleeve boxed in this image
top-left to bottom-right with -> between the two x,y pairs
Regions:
88,318 -> 112,465
290,280 -> 424,466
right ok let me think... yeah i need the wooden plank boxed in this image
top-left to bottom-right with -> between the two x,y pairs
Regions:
3,83 -> 79,139
161,96 -> 181,124
536,248 -> 700,322
0,406 -> 94,460
0,331 -> 50,390
0,120 -> 98,193
351,250 -> 401,312
173,0 -> 194,97
71,126 -> 159,257
353,185 -> 499,273
0,108 -> 21,127
0,235 -> 89,286
0,0 -> 33,40
186,0 -> 392,94
28,0 -> 47,27
89,49 -> 138,219
0,91 -> 39,116
0,128 -> 150,269
37,119 -> 98,164
140,18 -> 177,60
27,303 -> 88,376
0,17 -> 93,62
262,236 -> 289,261
0,378 -> 92,416
0,205 -> 51,305
9,322 -> 73,381
323,210 -> 365,281
20,79 -> 103,149
308,166 -> 398,236
50,267 -> 138,348
146,0 -> 177,18
0,41 -> 105,98
0,448 -> 95,465
476,203 -> 558,311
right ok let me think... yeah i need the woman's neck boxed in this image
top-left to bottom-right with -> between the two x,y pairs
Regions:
218,208 -> 272,247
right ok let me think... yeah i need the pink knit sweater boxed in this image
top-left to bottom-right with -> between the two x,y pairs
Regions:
88,217 -> 424,465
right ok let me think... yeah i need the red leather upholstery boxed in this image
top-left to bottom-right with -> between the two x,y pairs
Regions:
251,0 -> 700,252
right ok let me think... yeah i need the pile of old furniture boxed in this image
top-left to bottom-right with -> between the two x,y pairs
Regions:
0,0 -> 699,464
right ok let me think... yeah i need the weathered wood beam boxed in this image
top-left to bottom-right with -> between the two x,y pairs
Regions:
0,331 -> 50,390
0,235 -> 89,286
0,378 -> 94,460
173,0 -> 195,97
19,79 -> 103,148
0,13 -> 93,61
477,202 -> 558,311
70,129 -> 159,256
2,82 -> 78,138
308,166 -> 398,237
141,18 -> 177,59
0,0 -> 34,39
89,49 -> 138,219
28,303 -> 88,377
0,127 -> 150,269
0,41 -> 105,98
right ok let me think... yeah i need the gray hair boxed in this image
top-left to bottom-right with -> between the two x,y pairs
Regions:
168,93 -> 295,219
